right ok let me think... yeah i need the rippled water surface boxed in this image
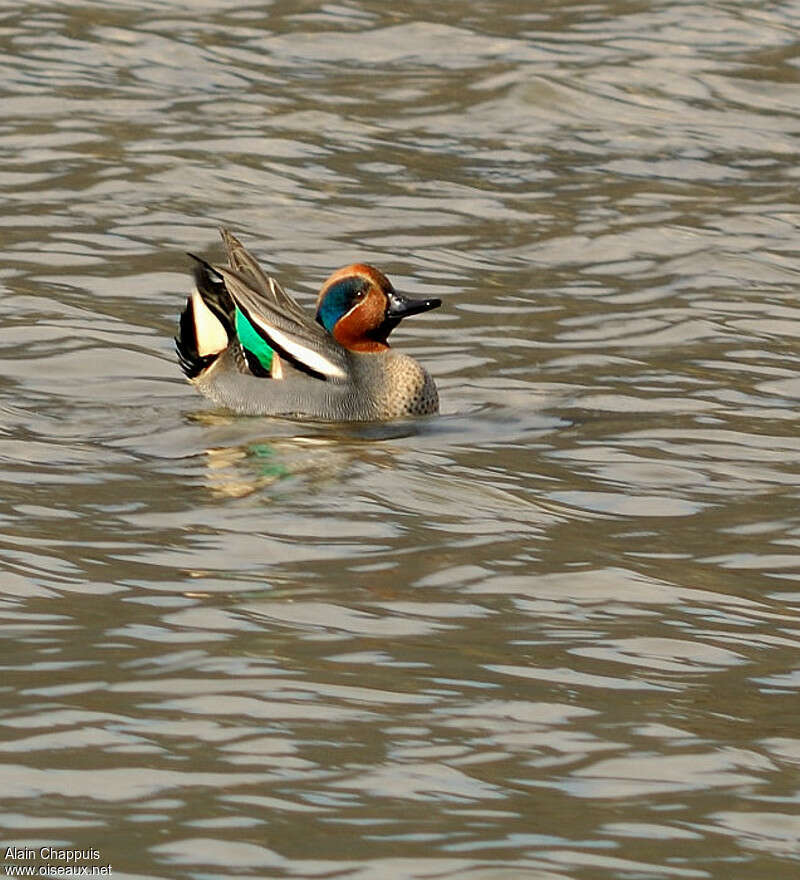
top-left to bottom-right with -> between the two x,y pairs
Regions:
2,1 -> 800,877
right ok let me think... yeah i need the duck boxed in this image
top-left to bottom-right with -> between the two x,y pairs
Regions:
176,228 -> 441,421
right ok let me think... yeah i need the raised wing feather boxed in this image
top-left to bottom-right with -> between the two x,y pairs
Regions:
213,230 -> 348,382
219,228 -> 310,324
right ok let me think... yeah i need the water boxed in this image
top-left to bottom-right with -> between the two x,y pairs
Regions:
1,1 -> 800,877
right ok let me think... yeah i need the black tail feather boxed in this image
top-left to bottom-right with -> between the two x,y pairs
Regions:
188,253 -> 235,326
175,296 -> 215,378
176,256 -> 236,379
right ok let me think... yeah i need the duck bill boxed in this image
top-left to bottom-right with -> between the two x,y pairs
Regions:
385,291 -> 442,320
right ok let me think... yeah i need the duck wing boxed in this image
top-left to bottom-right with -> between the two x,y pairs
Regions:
211,232 -> 348,382
218,228 -> 310,325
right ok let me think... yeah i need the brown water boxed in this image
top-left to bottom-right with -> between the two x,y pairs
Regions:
2,1 -> 800,878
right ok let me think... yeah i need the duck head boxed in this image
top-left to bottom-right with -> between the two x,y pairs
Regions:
315,264 -> 441,352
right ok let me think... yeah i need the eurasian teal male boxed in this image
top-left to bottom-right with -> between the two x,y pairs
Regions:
176,229 -> 441,420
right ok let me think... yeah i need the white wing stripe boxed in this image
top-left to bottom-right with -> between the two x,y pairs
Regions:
248,313 -> 346,379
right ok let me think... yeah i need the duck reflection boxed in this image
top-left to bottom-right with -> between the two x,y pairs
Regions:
190,411 -> 428,499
